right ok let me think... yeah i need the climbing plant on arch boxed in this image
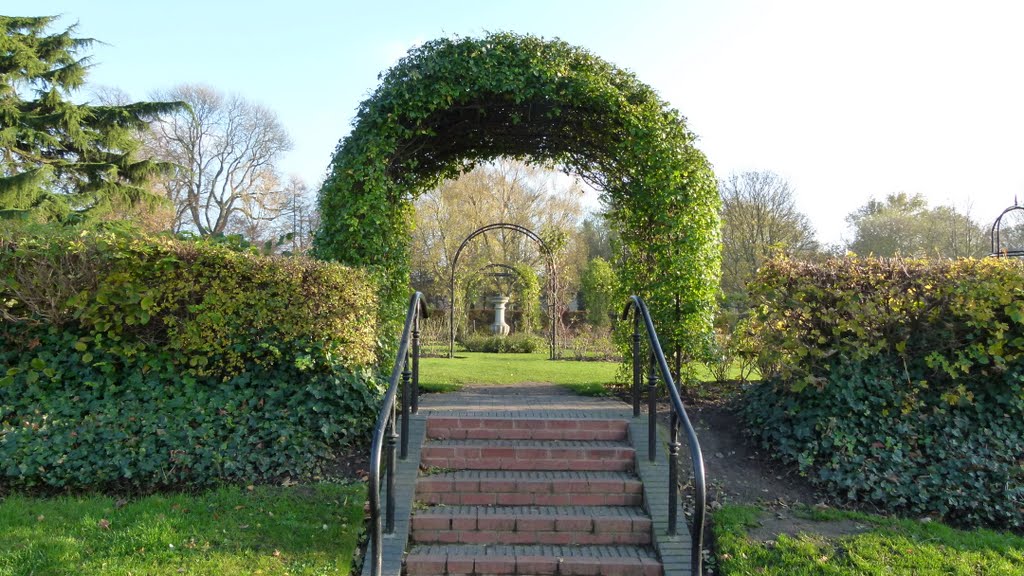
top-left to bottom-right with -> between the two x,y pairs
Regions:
315,32 -> 720,364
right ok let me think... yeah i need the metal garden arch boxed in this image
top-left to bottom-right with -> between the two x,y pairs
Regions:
448,223 -> 557,359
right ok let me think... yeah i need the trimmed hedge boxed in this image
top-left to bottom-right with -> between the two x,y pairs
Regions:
0,227 -> 381,491
461,333 -> 543,354
740,257 -> 1024,529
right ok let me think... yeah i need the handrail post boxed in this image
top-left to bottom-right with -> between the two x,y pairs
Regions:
668,411 -> 679,535
632,312 -> 641,418
385,405 -> 397,533
412,313 -> 421,414
400,349 -> 411,459
647,350 -> 658,462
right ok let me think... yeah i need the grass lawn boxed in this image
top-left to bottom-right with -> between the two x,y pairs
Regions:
418,351 -> 621,394
713,505 -> 1024,575
419,350 -> 752,395
0,483 -> 365,576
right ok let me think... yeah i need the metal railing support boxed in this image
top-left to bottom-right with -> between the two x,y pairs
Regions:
622,296 -> 706,575
668,411 -> 679,535
632,313 -> 641,417
367,293 -> 428,576
412,316 -> 420,414
400,350 -> 411,459
385,413 -> 397,533
647,350 -> 658,462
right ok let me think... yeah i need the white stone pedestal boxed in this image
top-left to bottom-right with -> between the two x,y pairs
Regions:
489,295 -> 510,336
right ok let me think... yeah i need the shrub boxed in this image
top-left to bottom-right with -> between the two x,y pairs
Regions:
461,332 -> 542,353
0,227 -> 381,491
740,257 -> 1024,529
564,324 -> 619,361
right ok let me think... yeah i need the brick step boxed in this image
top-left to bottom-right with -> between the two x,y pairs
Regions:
426,417 -> 629,441
416,470 -> 644,506
411,505 -> 652,546
405,543 -> 662,576
420,440 -> 635,472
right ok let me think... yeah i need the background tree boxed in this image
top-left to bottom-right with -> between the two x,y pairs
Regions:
410,159 -> 583,339
0,15 -> 182,223
719,171 -> 818,313
845,192 -> 987,258
579,256 -> 618,326
144,84 -> 292,237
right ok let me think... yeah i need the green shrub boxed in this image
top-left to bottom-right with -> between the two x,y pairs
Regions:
461,332 -> 542,353
0,227 -> 381,491
740,257 -> 1024,529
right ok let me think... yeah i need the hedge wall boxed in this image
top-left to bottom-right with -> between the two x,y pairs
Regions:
741,257 -> 1024,529
0,227 -> 380,491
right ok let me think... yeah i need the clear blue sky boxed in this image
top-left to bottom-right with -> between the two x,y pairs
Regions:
8,0 -> 1024,245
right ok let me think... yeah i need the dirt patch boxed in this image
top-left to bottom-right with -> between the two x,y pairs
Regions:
323,442 -> 371,483
747,511 -> 871,542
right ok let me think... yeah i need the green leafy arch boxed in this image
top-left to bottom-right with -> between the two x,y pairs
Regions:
315,32 -> 720,362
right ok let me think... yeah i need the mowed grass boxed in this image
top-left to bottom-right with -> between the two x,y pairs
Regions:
0,483 -> 365,576
418,350 -> 752,395
419,351 -> 620,394
714,505 -> 1024,575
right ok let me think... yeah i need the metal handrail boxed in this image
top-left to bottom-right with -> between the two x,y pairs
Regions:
622,295 -> 706,575
368,292 -> 427,576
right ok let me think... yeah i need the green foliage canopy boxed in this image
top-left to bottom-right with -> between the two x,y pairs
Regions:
315,32 -> 720,360
0,15 -> 182,223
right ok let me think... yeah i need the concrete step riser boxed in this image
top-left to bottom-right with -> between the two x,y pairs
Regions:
416,478 -> 644,506
420,446 -> 635,472
411,516 -> 652,545
405,554 -> 663,576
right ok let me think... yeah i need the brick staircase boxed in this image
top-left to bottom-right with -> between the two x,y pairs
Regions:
404,416 -> 663,576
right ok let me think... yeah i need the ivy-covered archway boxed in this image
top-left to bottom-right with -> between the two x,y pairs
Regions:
315,32 -> 720,364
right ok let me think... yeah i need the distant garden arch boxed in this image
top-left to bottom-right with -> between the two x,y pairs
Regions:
449,222 -> 556,359
314,32 -> 721,361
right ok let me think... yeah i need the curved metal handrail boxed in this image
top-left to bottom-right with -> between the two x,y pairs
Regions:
368,292 -> 428,576
621,295 -> 706,575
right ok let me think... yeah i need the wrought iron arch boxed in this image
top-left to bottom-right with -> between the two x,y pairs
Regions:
991,198 -> 1024,258
449,223 -> 557,359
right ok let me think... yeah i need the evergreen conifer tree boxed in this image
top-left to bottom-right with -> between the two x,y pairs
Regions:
0,15 -> 183,223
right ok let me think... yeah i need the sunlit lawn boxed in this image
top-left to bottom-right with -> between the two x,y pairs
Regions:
418,350 -> 752,395
714,505 -> 1024,575
418,351 -> 620,394
0,483 -> 364,576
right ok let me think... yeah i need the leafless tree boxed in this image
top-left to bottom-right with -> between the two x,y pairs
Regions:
719,171 -> 819,309
145,84 -> 292,236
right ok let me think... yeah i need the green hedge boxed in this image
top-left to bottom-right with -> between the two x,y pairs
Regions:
740,257 -> 1024,529
0,227 -> 381,491
461,333 -> 543,354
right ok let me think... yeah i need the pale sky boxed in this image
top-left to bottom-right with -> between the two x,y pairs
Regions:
8,0 -> 1024,246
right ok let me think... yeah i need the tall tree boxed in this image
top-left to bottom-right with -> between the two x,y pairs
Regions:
144,84 -> 292,236
846,192 -> 987,258
719,171 -> 818,310
0,15 -> 183,223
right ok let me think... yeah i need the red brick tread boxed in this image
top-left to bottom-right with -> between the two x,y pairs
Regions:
416,470 -> 644,506
405,543 -> 662,576
426,417 -> 629,441
420,439 -> 635,472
